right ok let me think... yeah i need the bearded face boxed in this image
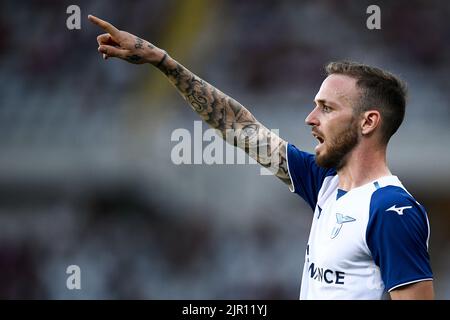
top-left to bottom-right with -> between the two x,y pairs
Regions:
306,74 -> 363,170
312,116 -> 360,170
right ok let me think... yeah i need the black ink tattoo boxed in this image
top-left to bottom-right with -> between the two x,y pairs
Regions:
159,58 -> 291,187
135,37 -> 144,49
156,52 -> 168,68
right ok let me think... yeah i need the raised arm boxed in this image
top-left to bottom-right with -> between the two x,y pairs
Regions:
88,15 -> 291,187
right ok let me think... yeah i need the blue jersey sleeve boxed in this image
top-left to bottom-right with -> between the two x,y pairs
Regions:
286,143 -> 336,211
366,186 -> 433,292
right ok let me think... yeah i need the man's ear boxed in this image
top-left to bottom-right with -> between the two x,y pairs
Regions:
360,110 -> 381,136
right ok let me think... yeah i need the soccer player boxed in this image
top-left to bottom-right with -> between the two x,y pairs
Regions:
89,15 -> 434,300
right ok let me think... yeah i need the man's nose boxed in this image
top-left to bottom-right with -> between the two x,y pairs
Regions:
305,108 -> 319,127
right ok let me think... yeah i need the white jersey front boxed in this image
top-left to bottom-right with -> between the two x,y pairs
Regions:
286,143 -> 433,300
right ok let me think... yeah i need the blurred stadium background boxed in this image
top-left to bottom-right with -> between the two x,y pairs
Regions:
0,0 -> 449,299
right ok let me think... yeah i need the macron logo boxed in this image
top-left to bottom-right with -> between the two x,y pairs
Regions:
386,205 -> 412,215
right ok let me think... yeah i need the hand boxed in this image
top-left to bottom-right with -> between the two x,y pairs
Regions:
88,15 -> 166,65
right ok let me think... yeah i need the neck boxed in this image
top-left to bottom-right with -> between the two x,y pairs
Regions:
337,142 -> 391,191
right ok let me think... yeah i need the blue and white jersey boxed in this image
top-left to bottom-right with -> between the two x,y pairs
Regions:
286,143 -> 433,300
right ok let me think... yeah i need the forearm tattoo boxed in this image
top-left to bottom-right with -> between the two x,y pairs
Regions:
158,59 -> 291,186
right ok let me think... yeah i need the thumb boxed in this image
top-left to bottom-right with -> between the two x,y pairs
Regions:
98,45 -> 127,59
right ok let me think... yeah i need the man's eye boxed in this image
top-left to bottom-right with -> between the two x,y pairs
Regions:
322,105 -> 331,112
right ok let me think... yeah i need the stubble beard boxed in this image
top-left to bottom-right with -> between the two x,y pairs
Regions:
315,119 -> 360,170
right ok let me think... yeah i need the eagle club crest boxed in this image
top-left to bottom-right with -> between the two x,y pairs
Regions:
331,213 -> 356,239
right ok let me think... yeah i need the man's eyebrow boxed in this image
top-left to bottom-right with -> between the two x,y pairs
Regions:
314,99 -> 338,107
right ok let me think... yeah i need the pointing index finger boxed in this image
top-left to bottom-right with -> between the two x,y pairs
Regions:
88,15 -> 120,37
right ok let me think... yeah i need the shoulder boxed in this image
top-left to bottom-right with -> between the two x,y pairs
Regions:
367,184 -> 430,245
370,185 -> 420,213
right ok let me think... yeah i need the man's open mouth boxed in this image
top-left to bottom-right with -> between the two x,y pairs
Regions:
312,132 -> 324,144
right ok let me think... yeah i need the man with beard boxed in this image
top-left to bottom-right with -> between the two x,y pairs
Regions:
89,15 -> 434,300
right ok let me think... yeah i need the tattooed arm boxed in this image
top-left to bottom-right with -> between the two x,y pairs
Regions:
88,15 -> 292,187
156,57 -> 291,186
